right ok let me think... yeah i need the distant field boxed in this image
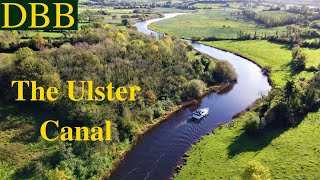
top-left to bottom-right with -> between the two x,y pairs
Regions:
202,40 -> 320,86
78,6 -> 162,25
78,7 -> 134,14
28,31 -> 63,38
149,9 -> 288,39
257,10 -> 299,19
0,31 -> 63,38
192,3 -> 223,9
153,8 -> 194,13
192,2 -> 243,9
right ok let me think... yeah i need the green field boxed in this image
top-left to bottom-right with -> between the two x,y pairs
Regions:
192,2 -> 243,9
257,11 -> 299,19
202,40 -> 320,86
0,31 -> 63,38
78,7 -> 133,14
149,9 -> 288,39
176,111 -> 320,179
192,3 -> 224,9
78,6 -> 162,25
153,8 -> 194,13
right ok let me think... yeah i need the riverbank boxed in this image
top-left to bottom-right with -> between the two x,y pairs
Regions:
175,40 -> 320,179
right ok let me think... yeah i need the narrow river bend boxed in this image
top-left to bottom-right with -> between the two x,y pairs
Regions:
110,13 -> 271,180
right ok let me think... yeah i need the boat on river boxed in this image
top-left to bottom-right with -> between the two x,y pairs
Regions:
192,107 -> 209,120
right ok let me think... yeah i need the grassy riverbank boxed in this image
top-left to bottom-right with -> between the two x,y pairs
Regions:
176,110 -> 320,179
175,40 -> 320,179
202,40 -> 320,86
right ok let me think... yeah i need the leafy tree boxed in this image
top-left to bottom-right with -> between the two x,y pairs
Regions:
212,60 -> 237,83
153,104 -> 165,118
121,19 -> 130,26
187,79 -> 207,98
284,80 -> 295,100
265,101 -> 294,127
15,47 -> 33,61
6,56 -> 61,101
291,44 -> 306,71
46,168 -> 71,180
244,113 -> 266,134
145,90 -> 157,104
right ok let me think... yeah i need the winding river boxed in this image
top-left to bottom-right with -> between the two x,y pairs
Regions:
110,13 -> 271,180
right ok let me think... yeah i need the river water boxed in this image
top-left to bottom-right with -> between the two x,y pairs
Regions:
109,13 -> 271,180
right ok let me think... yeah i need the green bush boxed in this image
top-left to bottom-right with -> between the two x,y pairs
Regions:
244,113 -> 266,134
46,168 -> 71,180
154,104 -> 165,118
241,161 -> 271,180
187,79 -> 207,98
291,44 -> 306,71
212,60 -> 237,83
265,101 -> 293,127
139,107 -> 154,122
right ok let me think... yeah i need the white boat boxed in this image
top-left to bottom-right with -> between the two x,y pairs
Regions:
192,107 -> 209,120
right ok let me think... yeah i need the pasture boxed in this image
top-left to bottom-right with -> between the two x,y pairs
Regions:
149,9 -> 288,39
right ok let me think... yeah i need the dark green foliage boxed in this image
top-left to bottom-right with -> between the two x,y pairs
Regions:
122,19 -> 130,26
153,104 -> 165,118
191,36 -> 201,42
265,101 -> 293,127
212,60 -> 237,83
245,72 -> 320,134
186,44 -> 194,51
291,44 -> 306,71
187,79 -> 207,98
244,113 -> 266,134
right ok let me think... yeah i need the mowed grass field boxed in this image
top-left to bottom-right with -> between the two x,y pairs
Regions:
176,40 -> 320,179
202,40 -> 320,86
176,111 -> 320,179
149,9 -> 287,39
